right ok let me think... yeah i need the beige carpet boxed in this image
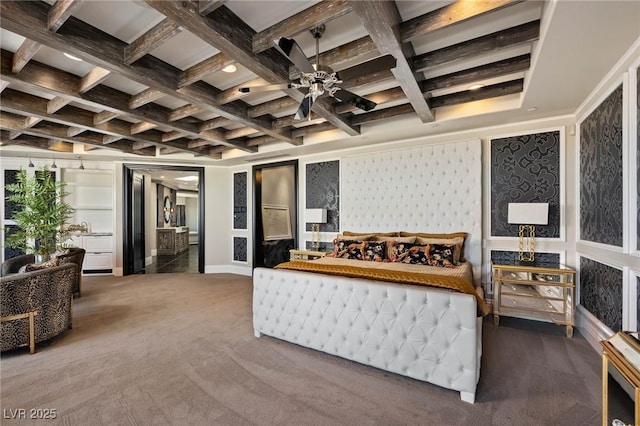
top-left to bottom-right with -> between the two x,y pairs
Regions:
0,273 -> 607,425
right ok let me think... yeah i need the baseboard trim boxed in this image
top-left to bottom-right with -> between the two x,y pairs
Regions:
576,305 -> 612,353
205,265 -> 252,276
151,249 -> 157,257
145,256 -> 153,266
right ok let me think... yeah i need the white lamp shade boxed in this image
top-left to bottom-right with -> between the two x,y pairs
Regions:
305,208 -> 327,223
507,203 -> 549,225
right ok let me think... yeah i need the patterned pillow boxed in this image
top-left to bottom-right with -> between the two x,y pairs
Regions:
24,257 -> 60,272
333,239 -> 365,260
390,242 -> 430,264
415,236 -> 463,265
427,244 -> 457,268
400,231 -> 469,260
362,241 -> 386,262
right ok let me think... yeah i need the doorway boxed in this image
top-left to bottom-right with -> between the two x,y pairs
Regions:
123,164 -> 205,275
253,160 -> 298,268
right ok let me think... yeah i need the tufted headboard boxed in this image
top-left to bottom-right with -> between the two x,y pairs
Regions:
340,139 -> 483,284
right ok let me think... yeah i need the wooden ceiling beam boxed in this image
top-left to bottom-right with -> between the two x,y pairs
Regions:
248,97 -> 298,119
47,96 -> 72,114
413,20 -> 540,73
401,0 -> 523,43
12,39 -> 42,73
225,127 -> 260,140
428,79 -> 524,109
0,80 -> 8,92
179,52 -> 234,88
102,134 -> 123,144
130,121 -> 157,135
0,89 -> 205,156
289,36 -> 379,81
129,88 -> 164,109
272,113 -> 321,129
349,1 -> 434,123
161,130 -> 186,142
124,18 -> 183,64
94,110 -> 119,125
252,0 -> 352,54
200,116 -> 232,131
48,0 -> 84,32
78,67 -> 111,93
1,130 -> 74,152
218,77 -> 269,105
199,1 -> 227,16
0,1 -> 287,148
146,1 -> 359,137
0,49 -> 249,153
187,139 -> 211,149
167,104 -> 202,122
351,104 -> 415,126
334,87 -> 406,114
245,135 -> 277,147
67,126 -> 85,137
422,54 -> 530,93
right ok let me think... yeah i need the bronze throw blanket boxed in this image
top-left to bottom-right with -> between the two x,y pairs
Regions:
275,260 -> 490,317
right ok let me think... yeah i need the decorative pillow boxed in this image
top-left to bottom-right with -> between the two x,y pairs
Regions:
390,242 -> 430,264
362,241 -> 386,262
400,231 -> 469,260
334,234 -> 375,242
427,244 -> 457,268
415,236 -> 464,265
24,257 -> 60,272
333,239 -> 365,260
375,236 -> 415,258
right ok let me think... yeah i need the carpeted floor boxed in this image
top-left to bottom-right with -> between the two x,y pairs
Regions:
0,273 -> 622,425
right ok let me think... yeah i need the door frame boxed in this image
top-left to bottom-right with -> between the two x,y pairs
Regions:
252,160 -> 298,268
123,163 -> 205,274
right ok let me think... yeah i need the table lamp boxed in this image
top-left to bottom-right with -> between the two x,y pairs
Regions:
305,208 -> 327,250
507,202 -> 549,264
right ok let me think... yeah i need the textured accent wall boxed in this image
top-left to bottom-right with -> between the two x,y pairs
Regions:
491,130 -> 560,238
233,172 -> 247,229
637,276 -> 640,331
4,169 -> 18,220
490,250 -> 559,265
580,85 -> 624,246
580,257 -> 623,332
305,161 -> 339,233
233,237 -> 247,262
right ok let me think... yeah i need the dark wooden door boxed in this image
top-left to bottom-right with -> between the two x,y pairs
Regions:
132,172 -> 145,274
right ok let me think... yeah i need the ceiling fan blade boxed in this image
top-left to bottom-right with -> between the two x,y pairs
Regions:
331,89 -> 377,112
294,95 -> 316,120
274,37 -> 316,74
335,54 -> 397,82
238,83 -> 300,94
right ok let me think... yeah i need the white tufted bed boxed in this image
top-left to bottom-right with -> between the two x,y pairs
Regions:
253,140 -> 483,403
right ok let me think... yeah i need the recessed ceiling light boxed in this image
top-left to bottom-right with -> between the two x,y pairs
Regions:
222,64 -> 237,73
527,107 -> 538,112
63,52 -> 82,61
468,84 -> 484,90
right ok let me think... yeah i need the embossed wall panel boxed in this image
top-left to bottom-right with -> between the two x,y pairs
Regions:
234,237 -> 247,262
637,67 -> 639,249
4,169 -> 18,220
306,161 -> 339,233
491,131 -> 560,238
233,172 -> 247,230
580,85 -> 624,246
637,276 -> 640,331
490,250 -> 559,265
580,257 -> 623,332
341,140 -> 482,283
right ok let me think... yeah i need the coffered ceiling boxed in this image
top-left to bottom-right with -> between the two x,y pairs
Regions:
0,0 -> 638,166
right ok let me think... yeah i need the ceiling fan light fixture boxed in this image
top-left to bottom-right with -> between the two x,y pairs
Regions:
222,64 -> 237,73
63,52 -> 83,62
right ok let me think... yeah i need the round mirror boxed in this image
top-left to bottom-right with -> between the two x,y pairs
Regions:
163,196 -> 171,223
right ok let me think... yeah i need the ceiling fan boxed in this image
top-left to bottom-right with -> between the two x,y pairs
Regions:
239,25 -> 396,120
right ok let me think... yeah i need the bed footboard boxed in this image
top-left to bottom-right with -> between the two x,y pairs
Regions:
253,267 -> 481,403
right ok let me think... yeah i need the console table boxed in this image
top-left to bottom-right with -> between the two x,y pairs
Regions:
157,227 -> 189,255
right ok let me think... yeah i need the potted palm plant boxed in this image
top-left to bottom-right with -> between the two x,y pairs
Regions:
5,166 -> 74,262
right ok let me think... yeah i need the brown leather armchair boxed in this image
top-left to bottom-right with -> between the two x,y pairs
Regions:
56,248 -> 86,297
